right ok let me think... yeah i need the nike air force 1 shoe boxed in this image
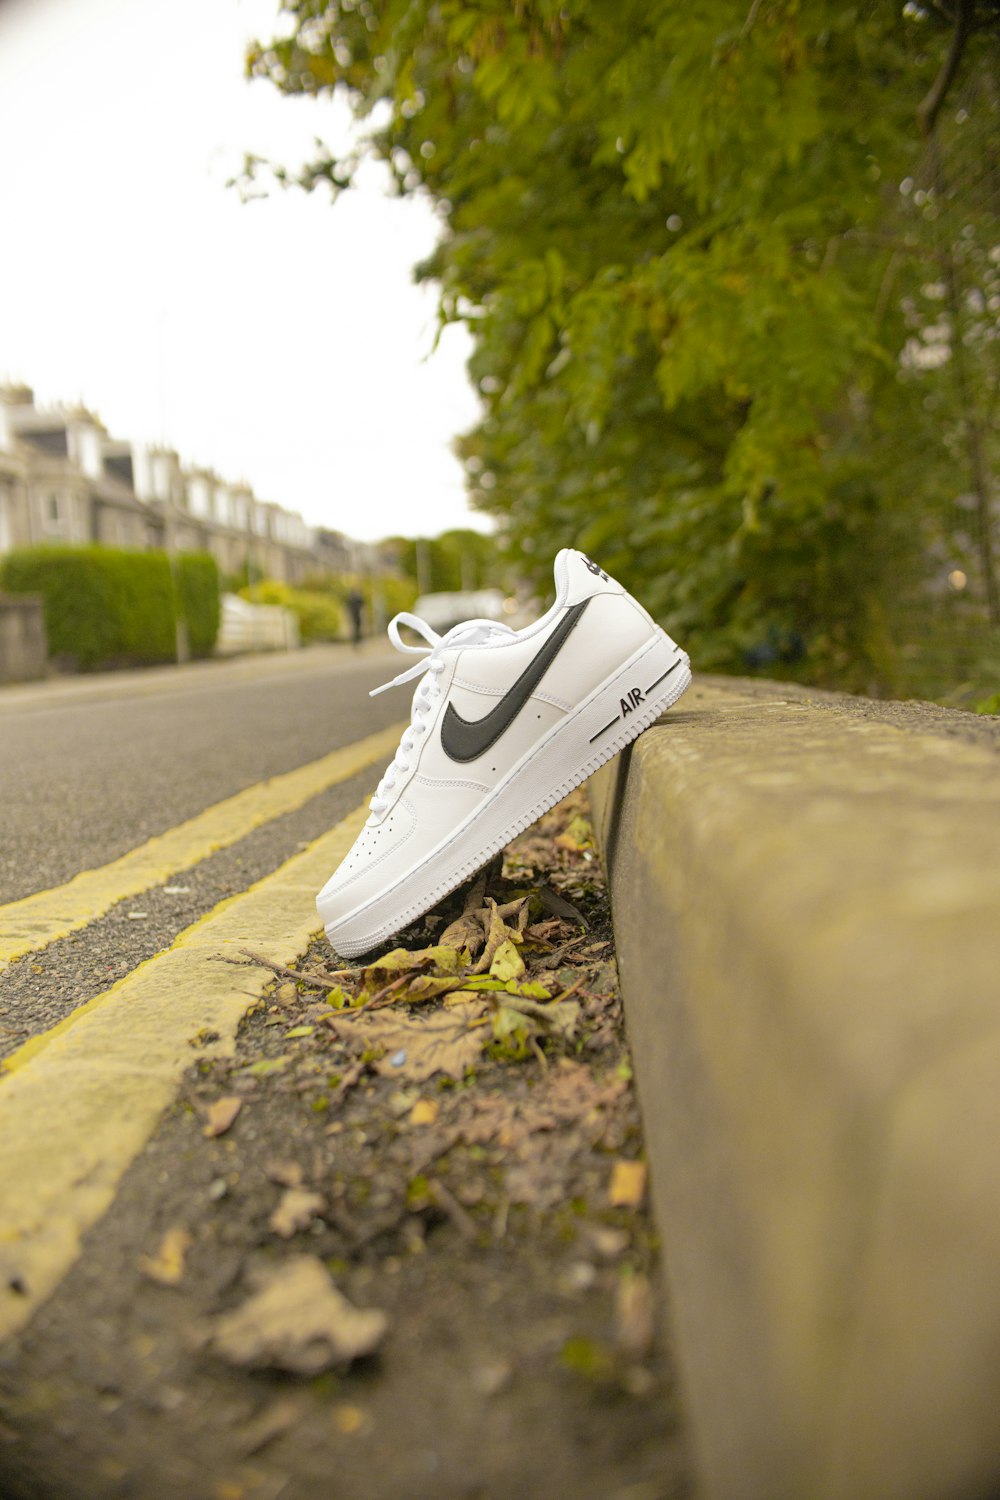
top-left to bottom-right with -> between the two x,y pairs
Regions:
316,550 -> 691,957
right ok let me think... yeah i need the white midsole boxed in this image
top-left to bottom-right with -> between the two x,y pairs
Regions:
320,629 -> 690,957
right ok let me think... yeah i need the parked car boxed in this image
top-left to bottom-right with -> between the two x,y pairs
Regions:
412,589 -> 507,633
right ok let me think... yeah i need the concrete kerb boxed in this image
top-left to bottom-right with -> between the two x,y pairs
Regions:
589,677 -> 1000,1500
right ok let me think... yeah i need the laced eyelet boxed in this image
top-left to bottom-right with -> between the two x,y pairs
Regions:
367,608 -> 517,816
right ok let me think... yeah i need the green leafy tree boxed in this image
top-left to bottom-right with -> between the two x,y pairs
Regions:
250,0 -> 1000,696
384,528 -> 505,594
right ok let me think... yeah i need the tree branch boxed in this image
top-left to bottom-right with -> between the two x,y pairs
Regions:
918,0 -> 973,136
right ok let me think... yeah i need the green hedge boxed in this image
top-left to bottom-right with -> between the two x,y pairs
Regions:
173,553 -> 220,657
296,571 -> 419,627
241,573 -> 419,641
0,546 -> 220,670
239,580 -> 343,642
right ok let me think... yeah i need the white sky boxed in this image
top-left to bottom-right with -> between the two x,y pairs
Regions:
0,0 -> 487,541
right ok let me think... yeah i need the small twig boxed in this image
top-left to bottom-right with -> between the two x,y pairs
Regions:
873,249 -> 902,328
324,973 -> 412,1023
538,935 -> 588,970
918,0 -> 972,137
429,1179 -> 478,1242
492,1197 -> 510,1241
577,988 -> 617,1006
740,0 -> 764,39
220,948 -> 358,992
356,973 -> 412,1011
318,1061 -> 370,1122
553,978 -> 585,1004
333,1058 -> 367,1097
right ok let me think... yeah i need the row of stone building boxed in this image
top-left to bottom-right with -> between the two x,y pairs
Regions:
0,384 -> 363,583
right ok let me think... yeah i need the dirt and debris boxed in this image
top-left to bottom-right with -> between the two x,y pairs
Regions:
206,1256 -> 388,1376
0,789 -> 693,1500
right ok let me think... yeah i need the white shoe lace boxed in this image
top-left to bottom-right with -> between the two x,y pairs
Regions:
366,611 -> 516,819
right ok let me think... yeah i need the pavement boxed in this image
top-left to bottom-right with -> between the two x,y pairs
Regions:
0,643 -> 399,903
591,677 -> 1000,1500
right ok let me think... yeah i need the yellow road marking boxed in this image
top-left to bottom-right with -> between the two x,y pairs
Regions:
0,801 -> 369,1342
0,724 -> 401,971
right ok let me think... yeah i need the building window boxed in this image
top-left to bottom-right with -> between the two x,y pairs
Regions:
152,456 -> 169,501
189,481 -> 208,519
46,493 -> 66,538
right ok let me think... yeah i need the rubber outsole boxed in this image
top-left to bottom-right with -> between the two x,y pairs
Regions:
322,644 -> 692,958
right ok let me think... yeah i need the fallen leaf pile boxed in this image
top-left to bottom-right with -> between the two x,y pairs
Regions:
224,817 -> 619,1092
169,789 -> 655,1383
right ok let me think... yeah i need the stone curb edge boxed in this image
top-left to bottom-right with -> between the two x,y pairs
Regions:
589,677 -> 1000,1500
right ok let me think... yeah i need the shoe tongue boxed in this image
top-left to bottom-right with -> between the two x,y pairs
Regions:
445,619 -> 511,650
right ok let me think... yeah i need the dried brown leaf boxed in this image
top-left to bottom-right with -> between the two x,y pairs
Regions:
438,908 -> 487,956
361,944 -> 465,986
494,896 -> 530,932
365,1003 -> 486,1082
489,938 -> 526,983
235,1396 -> 303,1458
615,1272 -> 655,1358
264,1159 -> 305,1189
525,918 -> 577,944
203,1096 -> 242,1138
207,1256 -> 386,1374
459,1093 -> 525,1149
537,885 -> 588,927
333,1403 -> 369,1435
470,898 -> 514,974
491,993 -> 580,1040
404,972 -> 469,1002
139,1226 -> 192,1286
269,1187 -> 324,1238
609,1159 -> 647,1208
585,1225 -> 630,1259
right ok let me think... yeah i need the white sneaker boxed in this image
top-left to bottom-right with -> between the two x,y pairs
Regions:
317,549 -> 691,957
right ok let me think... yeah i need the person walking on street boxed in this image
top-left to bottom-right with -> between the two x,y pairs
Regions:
346,589 -> 364,648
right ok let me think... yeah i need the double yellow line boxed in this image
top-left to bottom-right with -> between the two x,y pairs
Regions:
0,724 -> 404,972
0,724 -> 402,1342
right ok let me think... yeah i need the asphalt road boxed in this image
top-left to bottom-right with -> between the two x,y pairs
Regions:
0,644 -> 403,904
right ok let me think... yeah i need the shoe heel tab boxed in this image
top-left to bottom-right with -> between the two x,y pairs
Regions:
555,549 -> 626,606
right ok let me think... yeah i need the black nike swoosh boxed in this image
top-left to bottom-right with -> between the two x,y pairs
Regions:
439,599 -> 590,764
